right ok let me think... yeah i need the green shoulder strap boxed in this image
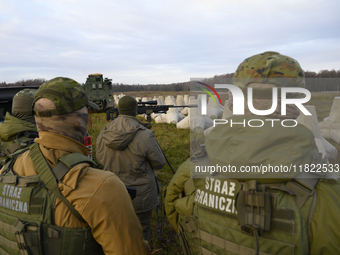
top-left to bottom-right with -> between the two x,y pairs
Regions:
29,143 -> 87,223
6,131 -> 38,155
52,152 -> 96,182
0,147 -> 30,175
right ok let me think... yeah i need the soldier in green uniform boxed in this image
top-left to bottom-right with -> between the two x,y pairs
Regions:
0,89 -> 38,168
165,52 -> 340,255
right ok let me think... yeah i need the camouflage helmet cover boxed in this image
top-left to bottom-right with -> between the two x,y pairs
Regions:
33,77 -> 98,117
232,51 -> 305,90
12,88 -> 37,113
12,88 -> 37,123
14,88 -> 37,99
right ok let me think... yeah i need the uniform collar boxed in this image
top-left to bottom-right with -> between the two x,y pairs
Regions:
35,131 -> 90,156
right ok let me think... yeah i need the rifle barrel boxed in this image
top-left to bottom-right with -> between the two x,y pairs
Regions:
106,103 -> 198,121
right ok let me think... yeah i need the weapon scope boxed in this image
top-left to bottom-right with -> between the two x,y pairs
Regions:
106,100 -> 197,122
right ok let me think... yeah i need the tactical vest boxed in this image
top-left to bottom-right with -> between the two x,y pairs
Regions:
177,155 -> 321,255
0,131 -> 38,168
0,143 -> 104,255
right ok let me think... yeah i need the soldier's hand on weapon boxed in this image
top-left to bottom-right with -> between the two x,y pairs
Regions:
140,122 -> 152,129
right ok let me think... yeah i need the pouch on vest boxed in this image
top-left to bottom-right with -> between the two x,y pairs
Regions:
178,214 -> 199,255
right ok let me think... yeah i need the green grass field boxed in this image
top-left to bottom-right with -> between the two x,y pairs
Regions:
88,92 -> 340,255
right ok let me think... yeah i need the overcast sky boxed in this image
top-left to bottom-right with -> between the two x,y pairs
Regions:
1,0 -> 339,85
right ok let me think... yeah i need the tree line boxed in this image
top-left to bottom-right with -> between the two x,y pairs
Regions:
0,78 -> 45,88
1,69 -> 340,92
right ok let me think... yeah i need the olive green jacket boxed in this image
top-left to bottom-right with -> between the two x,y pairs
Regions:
96,115 -> 166,213
165,116 -> 340,254
0,112 -> 37,165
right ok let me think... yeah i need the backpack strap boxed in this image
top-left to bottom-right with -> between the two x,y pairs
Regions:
0,148 -> 30,175
5,131 -> 39,155
29,143 -> 86,223
285,177 -> 318,208
52,153 -> 96,182
6,143 -> 21,155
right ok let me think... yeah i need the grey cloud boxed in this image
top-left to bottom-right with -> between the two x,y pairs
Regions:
0,0 -> 340,84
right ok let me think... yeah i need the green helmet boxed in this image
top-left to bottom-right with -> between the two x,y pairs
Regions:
12,88 -> 37,123
14,88 -> 37,99
232,51 -> 305,90
33,77 -> 98,117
